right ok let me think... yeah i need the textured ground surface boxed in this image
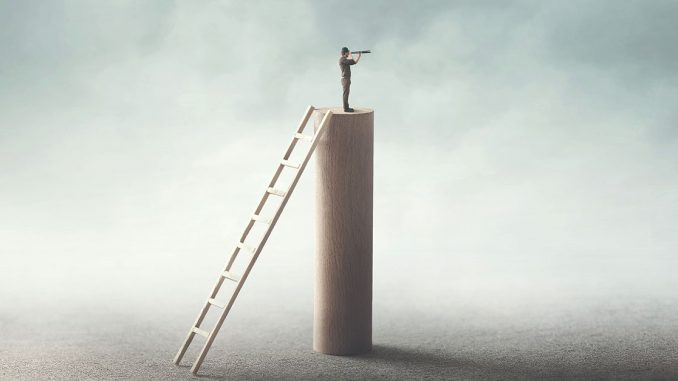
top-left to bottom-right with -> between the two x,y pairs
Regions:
1,251 -> 677,380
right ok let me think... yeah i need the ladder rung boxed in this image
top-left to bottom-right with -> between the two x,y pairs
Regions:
192,327 -> 209,338
251,214 -> 272,224
281,159 -> 300,169
237,242 -> 257,253
207,298 -> 226,309
222,270 -> 241,282
267,187 -> 287,197
294,133 -> 313,142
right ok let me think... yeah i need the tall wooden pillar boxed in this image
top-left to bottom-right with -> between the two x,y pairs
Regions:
313,107 -> 374,355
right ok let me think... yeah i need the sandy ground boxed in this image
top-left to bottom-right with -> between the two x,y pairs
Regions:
1,250 -> 677,380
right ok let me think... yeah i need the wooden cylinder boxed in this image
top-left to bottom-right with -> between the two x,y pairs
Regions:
313,107 -> 374,355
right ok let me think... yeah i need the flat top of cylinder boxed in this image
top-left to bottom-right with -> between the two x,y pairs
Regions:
315,107 -> 374,115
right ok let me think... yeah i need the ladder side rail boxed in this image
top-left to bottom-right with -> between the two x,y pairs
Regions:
236,105 -> 314,246
224,106 -> 314,271
283,105 -> 314,161
226,105 -> 315,269
190,111 -> 333,374
295,105 -> 315,134
239,104 -> 314,241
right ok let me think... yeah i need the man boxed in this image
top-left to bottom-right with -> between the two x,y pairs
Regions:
339,47 -> 361,112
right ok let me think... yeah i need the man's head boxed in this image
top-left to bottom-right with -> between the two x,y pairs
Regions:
341,47 -> 350,57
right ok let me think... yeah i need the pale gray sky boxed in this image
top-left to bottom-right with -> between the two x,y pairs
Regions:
1,1 -> 677,307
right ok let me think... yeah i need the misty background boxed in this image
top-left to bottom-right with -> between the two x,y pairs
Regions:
1,1 -> 677,379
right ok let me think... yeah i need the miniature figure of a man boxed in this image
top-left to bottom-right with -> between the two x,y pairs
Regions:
339,47 -> 361,112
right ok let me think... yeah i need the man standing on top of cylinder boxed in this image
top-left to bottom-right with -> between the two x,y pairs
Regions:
339,47 -> 361,112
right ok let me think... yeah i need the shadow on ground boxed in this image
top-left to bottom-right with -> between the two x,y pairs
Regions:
194,344 -> 536,380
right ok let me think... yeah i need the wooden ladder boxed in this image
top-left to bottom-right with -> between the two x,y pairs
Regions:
173,106 -> 334,374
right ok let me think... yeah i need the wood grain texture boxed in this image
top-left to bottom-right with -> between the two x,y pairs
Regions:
313,107 -> 374,355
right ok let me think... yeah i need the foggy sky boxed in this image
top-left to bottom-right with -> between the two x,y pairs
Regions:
1,1 -> 677,307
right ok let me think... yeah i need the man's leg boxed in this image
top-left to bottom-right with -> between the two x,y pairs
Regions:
342,78 -> 350,110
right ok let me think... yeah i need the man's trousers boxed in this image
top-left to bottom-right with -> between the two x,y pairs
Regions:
341,77 -> 351,110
